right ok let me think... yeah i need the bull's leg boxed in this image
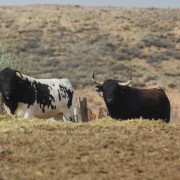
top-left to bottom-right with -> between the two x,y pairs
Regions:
62,115 -> 67,122
54,113 -> 65,121
23,105 -> 35,119
24,111 -> 33,119
73,107 -> 78,122
60,103 -> 76,122
48,117 -> 56,122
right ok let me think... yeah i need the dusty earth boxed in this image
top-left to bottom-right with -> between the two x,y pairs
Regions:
0,5 -> 180,180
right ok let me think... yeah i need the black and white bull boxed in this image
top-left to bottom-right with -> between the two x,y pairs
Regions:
92,72 -> 170,122
0,68 -> 75,121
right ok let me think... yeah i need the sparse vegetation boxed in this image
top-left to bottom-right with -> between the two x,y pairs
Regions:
143,34 -> 175,48
0,6 -> 179,87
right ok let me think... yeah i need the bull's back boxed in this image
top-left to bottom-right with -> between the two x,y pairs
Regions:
113,87 -> 171,122
137,88 -> 170,122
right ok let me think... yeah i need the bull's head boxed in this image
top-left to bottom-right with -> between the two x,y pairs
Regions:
0,68 -> 25,100
92,71 -> 132,104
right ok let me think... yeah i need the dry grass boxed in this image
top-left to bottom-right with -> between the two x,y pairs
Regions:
1,115 -> 178,133
0,115 -> 180,180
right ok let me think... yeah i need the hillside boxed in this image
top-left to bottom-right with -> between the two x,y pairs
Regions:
0,5 -> 180,122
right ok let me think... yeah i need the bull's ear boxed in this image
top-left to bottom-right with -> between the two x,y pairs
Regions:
96,85 -> 103,97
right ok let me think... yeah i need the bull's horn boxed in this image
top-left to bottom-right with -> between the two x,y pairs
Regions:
92,71 -> 103,85
117,73 -> 132,86
16,71 -> 25,80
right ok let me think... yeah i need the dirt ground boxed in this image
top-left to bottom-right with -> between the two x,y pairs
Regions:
0,118 -> 180,180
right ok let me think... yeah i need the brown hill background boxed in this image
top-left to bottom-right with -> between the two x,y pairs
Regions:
0,5 -> 180,122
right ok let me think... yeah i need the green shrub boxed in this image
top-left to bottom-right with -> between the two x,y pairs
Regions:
0,45 -> 27,73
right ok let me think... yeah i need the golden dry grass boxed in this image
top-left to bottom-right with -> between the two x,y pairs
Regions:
0,115 -> 179,133
0,115 -> 180,180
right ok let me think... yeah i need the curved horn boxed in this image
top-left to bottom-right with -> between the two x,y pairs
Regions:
16,71 -> 25,80
117,72 -> 132,86
92,71 -> 103,85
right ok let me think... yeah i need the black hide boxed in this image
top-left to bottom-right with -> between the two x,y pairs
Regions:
96,80 -> 170,122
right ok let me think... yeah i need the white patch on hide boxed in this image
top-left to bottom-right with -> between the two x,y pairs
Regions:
4,74 -> 75,121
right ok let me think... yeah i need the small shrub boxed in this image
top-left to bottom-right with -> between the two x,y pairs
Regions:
143,34 -> 175,48
146,53 -> 169,64
173,52 -> 180,60
168,83 -> 176,89
114,53 -> 131,61
126,47 -> 141,58
144,75 -> 157,83
104,42 -> 116,53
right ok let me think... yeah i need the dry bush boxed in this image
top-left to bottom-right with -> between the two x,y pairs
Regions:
143,34 -> 175,49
